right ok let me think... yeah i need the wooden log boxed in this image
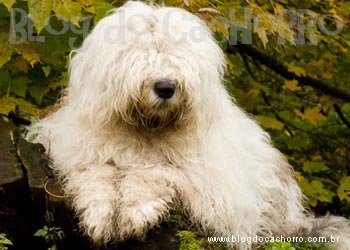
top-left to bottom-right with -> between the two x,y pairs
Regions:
0,121 -> 180,249
17,139 -> 47,189
0,120 -> 33,249
0,121 -> 23,186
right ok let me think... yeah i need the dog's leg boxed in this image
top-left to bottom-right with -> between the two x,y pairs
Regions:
61,165 -> 119,245
116,167 -> 178,240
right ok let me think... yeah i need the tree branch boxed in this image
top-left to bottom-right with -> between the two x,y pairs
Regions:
333,104 -> 350,128
227,43 -> 350,102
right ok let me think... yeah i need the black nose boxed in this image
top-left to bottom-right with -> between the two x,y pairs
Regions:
153,80 -> 175,99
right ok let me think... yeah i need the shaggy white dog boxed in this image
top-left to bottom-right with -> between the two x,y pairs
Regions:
30,1 -> 350,249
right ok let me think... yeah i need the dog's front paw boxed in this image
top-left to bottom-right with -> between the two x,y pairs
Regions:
79,203 -> 117,244
117,199 -> 170,240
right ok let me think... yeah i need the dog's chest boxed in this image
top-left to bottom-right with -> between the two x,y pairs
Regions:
108,133 -> 196,169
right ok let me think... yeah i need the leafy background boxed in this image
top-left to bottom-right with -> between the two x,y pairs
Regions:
0,0 -> 349,249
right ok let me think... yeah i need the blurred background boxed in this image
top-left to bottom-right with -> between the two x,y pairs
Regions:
0,0 -> 349,249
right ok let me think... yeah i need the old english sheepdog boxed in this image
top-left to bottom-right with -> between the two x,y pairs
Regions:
30,1 -> 350,249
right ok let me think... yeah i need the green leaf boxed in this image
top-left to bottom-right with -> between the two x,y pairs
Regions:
93,0 -> 114,23
303,161 -> 329,173
28,0 -> 53,33
177,231 -> 203,250
266,241 -> 296,250
337,176 -> 350,202
0,69 -> 9,91
10,76 -> 31,97
42,65 -> 51,77
1,238 -> 13,246
57,71 -> 68,87
34,228 -> 48,237
227,54 -> 244,77
257,115 -> 284,130
298,178 -> 335,207
28,83 -> 49,103
342,103 -> 350,113
286,134 -> 311,150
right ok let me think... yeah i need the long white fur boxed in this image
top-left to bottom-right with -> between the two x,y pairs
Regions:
29,2 -> 350,249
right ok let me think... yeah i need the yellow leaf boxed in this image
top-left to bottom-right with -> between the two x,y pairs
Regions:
53,0 -> 83,26
322,71 -> 333,80
14,43 -> 41,66
0,0 -> 15,11
0,34 -> 12,68
256,30 -> 268,48
294,171 -> 304,181
303,107 -> 327,124
224,54 -> 234,68
293,109 -> 303,119
0,97 -> 37,116
81,0 -> 95,14
256,115 -> 284,130
0,98 -> 16,115
253,14 -> 272,49
247,89 -> 260,98
12,56 -> 30,73
211,16 -> 229,37
337,176 -> 350,202
307,57 -> 334,80
287,64 -> 306,77
283,80 -> 301,91
28,0 -> 53,33
319,95 -> 339,109
329,8 -> 337,14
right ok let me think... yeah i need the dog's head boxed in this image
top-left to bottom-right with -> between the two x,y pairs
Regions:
68,1 -> 226,132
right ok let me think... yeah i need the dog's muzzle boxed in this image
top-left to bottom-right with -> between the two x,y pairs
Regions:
153,79 -> 175,99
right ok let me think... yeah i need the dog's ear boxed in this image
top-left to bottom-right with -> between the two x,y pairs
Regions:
66,49 -> 118,127
67,51 -> 94,103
